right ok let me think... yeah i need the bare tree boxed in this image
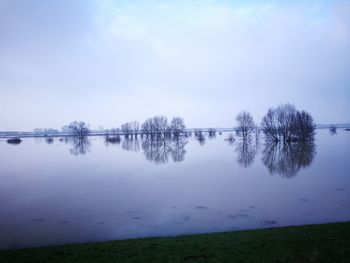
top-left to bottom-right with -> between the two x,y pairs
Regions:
141,118 -> 153,138
141,116 -> 186,138
141,116 -> 168,138
152,116 -> 168,138
121,122 -> 133,138
130,121 -> 140,138
170,117 -> 186,137
261,108 -> 278,141
261,104 -> 315,142
276,104 -> 297,141
67,121 -> 90,138
235,111 -> 255,139
291,110 -> 316,141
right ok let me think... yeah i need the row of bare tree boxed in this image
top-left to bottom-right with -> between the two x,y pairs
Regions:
63,104 -> 314,143
63,116 -> 186,139
106,116 -> 186,140
141,116 -> 186,138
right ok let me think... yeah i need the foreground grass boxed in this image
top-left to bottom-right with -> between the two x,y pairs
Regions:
1,222 -> 350,263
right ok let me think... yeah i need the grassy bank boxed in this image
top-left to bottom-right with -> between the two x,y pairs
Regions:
1,222 -> 350,263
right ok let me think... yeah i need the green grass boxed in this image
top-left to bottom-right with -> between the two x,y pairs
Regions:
1,222 -> 350,263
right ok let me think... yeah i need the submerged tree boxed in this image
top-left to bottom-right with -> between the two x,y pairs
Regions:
121,122 -> 133,138
170,117 -> 186,137
153,116 -> 168,137
261,104 -> 315,142
66,121 -> 90,138
141,118 -> 153,137
140,116 -> 168,138
235,111 -> 255,139
140,116 -> 186,138
291,110 -> 316,141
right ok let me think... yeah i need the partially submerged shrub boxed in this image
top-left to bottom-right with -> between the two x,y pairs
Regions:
46,137 -> 54,144
329,125 -> 337,135
7,137 -> 22,144
105,136 -> 121,144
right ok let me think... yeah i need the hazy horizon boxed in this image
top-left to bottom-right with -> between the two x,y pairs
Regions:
1,0 -> 349,131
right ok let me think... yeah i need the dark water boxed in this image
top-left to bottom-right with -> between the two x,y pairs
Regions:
0,130 -> 349,250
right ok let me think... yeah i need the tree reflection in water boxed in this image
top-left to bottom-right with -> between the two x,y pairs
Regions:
122,138 -> 140,152
61,136 -> 91,156
170,137 -> 187,162
262,140 -> 316,178
141,137 -> 187,164
58,134 -> 316,173
235,138 -> 256,168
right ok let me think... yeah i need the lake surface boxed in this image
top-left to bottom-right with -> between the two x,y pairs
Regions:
0,129 -> 349,250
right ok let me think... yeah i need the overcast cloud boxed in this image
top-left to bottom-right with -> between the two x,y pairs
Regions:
0,0 -> 349,131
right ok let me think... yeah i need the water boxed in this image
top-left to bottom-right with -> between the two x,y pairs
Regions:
0,130 -> 349,250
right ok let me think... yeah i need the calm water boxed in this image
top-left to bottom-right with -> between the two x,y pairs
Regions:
0,130 -> 349,249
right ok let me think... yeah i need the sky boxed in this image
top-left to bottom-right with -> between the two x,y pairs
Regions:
0,0 -> 349,131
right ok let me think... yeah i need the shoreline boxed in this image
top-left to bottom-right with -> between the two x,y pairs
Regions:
1,221 -> 349,262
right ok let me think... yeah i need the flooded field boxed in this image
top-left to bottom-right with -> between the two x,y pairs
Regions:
0,129 -> 349,249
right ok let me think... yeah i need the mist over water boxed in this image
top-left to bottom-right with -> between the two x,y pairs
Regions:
0,129 -> 349,249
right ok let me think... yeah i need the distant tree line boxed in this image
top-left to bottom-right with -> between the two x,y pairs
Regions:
34,128 -> 60,135
58,116 -> 186,143
106,116 -> 186,139
29,103 -> 315,144
141,116 -> 186,138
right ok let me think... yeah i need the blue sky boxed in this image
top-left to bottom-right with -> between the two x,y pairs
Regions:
0,0 -> 349,130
